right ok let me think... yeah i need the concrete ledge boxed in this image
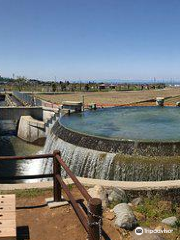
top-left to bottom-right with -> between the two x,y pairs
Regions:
0,177 -> 180,191
45,197 -> 69,208
62,101 -> 82,106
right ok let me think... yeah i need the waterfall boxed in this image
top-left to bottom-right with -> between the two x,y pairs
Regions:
41,132 -> 116,179
41,130 -> 180,181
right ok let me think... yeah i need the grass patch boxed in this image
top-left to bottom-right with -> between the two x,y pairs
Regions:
67,184 -> 73,191
0,188 -> 53,198
0,183 -> 76,198
134,196 -> 180,239
136,196 -> 175,221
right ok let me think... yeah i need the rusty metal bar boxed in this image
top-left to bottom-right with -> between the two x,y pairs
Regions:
0,153 -> 54,161
88,198 -> 102,240
55,154 -> 92,201
53,150 -> 62,202
56,174 -> 89,233
0,173 -> 53,181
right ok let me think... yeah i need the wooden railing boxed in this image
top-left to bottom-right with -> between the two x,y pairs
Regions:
0,151 -> 102,240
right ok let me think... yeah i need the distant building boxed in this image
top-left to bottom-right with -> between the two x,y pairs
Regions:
109,84 -> 116,89
98,84 -> 107,90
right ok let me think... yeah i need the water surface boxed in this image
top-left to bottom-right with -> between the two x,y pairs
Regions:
60,106 -> 180,141
0,100 -> 43,182
0,136 -> 42,181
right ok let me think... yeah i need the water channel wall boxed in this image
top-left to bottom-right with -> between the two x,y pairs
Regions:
0,106 -> 59,144
17,116 -> 46,145
52,121 -> 180,157
0,106 -> 58,121
39,120 -> 180,181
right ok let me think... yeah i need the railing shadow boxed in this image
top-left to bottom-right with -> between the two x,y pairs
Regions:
17,226 -> 30,240
16,203 -> 47,210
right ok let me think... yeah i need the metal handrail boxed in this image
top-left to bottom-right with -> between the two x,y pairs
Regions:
0,151 -> 102,240
0,153 -> 54,161
56,174 -> 89,232
53,151 -> 102,240
55,153 -> 91,201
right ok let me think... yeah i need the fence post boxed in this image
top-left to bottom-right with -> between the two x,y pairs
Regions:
88,198 -> 102,240
53,150 -> 62,202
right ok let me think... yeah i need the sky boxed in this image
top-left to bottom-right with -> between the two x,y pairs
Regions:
0,0 -> 180,81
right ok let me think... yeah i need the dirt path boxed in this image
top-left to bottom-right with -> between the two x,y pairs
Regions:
16,189 -> 123,240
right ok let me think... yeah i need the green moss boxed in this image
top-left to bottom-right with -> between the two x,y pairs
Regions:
99,153 -> 107,161
113,154 -> 180,165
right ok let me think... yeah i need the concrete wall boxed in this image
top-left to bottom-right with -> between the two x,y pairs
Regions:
0,107 -> 59,142
17,116 -> 46,145
55,120 -> 180,157
0,106 -> 60,145
42,107 -> 59,122
0,107 -> 43,121
0,106 -> 59,121
1,178 -> 180,202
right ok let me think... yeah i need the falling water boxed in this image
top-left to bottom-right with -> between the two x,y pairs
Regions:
42,132 -> 115,179
41,131 -> 180,181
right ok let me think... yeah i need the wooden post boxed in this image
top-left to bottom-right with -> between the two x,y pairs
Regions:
88,198 -> 102,240
53,150 -> 61,202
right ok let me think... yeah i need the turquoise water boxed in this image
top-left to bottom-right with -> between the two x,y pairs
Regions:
60,106 -> 180,142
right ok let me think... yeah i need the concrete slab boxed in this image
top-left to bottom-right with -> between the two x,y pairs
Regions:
1,177 -> 180,192
45,197 -> 69,209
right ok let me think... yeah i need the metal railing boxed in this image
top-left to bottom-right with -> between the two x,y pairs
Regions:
0,151 -> 103,240
13,91 -> 43,106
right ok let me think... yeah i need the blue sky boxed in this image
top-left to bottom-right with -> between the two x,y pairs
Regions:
0,0 -> 180,81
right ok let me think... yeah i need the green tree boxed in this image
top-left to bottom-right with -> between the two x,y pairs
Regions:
61,82 -> 67,91
52,82 -> 57,92
16,76 -> 27,91
84,84 -> 89,91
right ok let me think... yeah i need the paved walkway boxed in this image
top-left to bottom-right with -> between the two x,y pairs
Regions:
0,177 -> 180,191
